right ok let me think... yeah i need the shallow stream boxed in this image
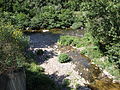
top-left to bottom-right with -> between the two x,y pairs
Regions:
25,29 -> 120,90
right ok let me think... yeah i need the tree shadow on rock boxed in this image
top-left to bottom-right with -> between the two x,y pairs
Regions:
36,49 -> 58,64
48,71 -> 72,90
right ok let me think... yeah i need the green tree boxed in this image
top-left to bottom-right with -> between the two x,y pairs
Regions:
0,22 -> 29,74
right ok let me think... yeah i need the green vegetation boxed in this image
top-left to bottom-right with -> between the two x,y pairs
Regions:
80,0 -> 120,79
0,0 -> 79,29
82,0 -> 120,63
58,53 -> 71,63
58,33 -> 94,48
58,34 -> 120,79
57,0 -> 120,79
62,79 -> 71,89
58,35 -> 80,47
0,0 -> 120,89
0,22 -> 59,90
31,7 -> 74,29
0,22 -> 29,74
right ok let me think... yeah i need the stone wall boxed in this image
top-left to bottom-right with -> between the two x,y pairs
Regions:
0,69 -> 26,90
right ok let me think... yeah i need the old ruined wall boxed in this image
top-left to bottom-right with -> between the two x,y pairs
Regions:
0,69 -> 26,90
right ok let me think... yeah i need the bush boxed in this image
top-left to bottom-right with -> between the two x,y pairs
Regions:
81,46 -> 102,59
11,12 -> 30,29
0,22 -> 29,74
64,0 -> 81,11
58,35 -> 82,48
57,9 -> 74,28
77,0 -> 120,78
0,0 -> 77,29
0,11 -> 30,29
58,53 -> 70,63
62,79 -> 71,89
0,11 -> 13,23
30,6 -> 74,29
82,0 -> 120,62
71,11 -> 87,29
30,5 -> 57,29
58,35 -> 79,46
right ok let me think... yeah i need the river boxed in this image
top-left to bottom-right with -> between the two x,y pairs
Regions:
25,29 -> 120,90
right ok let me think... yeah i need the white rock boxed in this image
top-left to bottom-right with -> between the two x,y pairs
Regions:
42,30 -> 49,32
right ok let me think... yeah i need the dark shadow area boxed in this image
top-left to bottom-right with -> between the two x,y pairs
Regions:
47,71 -> 91,90
49,71 -> 69,84
25,32 -> 61,64
36,49 -> 58,64
25,65 -> 59,90
48,71 -> 71,90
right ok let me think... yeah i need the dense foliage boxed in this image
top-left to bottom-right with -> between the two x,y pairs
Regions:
0,0 -> 81,29
0,22 -> 29,74
30,6 -> 74,29
58,0 -> 120,77
80,0 -> 120,63
58,35 -> 81,47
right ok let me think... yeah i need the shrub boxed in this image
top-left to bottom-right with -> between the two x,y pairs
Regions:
71,11 -> 88,30
58,53 -> 70,63
62,79 -> 71,88
81,46 -> 102,59
64,0 -> 81,11
77,0 -> 120,78
11,12 -> 30,29
0,11 -> 13,23
57,9 -> 74,28
58,35 -> 77,46
0,22 -> 29,74
30,5 -> 74,29
0,0 -> 76,29
0,11 -> 30,29
82,0 -> 120,62
30,5 -> 57,29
